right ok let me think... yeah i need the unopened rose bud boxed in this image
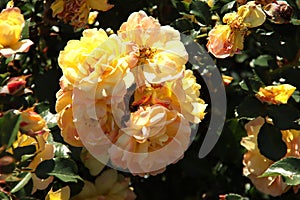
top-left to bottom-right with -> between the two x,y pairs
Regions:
264,1 -> 293,24
0,155 -> 15,174
0,75 -> 32,96
20,107 -> 48,135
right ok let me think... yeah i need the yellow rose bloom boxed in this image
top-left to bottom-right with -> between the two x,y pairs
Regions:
58,29 -> 109,85
255,84 -> 296,104
0,7 -> 33,57
51,0 -> 113,29
118,11 -> 188,83
241,117 -> 300,196
58,28 -> 136,98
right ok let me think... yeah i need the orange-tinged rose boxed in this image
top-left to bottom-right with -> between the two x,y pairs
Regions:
207,24 -> 245,58
0,7 -> 33,57
255,84 -> 296,104
109,105 -> 191,175
132,70 -> 206,124
56,88 -> 83,147
207,1 -> 266,58
222,74 -> 234,86
20,108 -> 48,134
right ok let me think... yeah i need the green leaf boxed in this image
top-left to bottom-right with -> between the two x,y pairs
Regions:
10,172 -> 32,193
21,19 -> 30,39
0,72 -> 10,86
223,193 -> 249,200
220,1 -> 235,14
48,158 -> 82,183
236,96 -> 266,118
291,18 -> 300,25
0,110 -> 21,149
34,102 -> 57,128
13,145 -> 36,161
189,1 -> 212,25
250,55 -> 274,68
0,192 -> 11,200
20,153 -> 36,163
170,0 -> 189,13
257,123 -> 287,161
46,133 -> 71,158
53,143 -> 71,158
171,18 -> 194,33
292,90 -> 300,103
260,157 -> 300,185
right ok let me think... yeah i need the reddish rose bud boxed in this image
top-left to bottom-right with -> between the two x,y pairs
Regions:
0,75 -> 32,96
264,1 -> 293,24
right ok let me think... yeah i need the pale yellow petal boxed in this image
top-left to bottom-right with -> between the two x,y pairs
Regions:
46,186 -> 71,200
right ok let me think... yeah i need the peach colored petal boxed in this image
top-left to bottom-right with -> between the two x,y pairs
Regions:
57,104 -> 83,147
0,39 -> 33,58
31,174 -> 54,194
109,105 -> 191,175
87,0 -> 114,11
207,24 -> 245,58
80,148 -> 108,176
28,144 -> 54,169
256,84 -> 296,104
118,11 -> 188,83
237,1 -> 266,28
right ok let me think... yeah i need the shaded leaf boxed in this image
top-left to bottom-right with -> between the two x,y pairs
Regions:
223,193 -> 249,200
48,158 -> 82,183
34,102 -> 57,128
35,159 -> 55,179
220,1 -> 235,14
251,55 -> 274,68
170,0 -> 190,13
11,172 -> 32,193
0,192 -> 11,200
267,105 -> 300,130
0,110 -> 21,149
260,157 -> 300,185
236,96 -> 266,118
171,18 -> 194,32
257,123 -> 287,161
13,145 -> 36,161
189,1 -> 212,24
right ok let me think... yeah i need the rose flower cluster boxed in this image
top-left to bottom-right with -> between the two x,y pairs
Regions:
56,11 -> 207,176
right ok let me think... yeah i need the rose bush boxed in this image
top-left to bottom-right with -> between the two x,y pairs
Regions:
0,0 -> 299,199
